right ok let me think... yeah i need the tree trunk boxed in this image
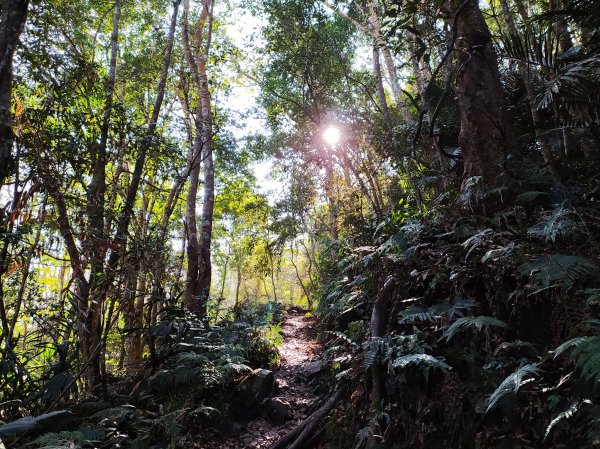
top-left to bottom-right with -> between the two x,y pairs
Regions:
372,44 -> 390,120
80,0 -> 122,389
182,0 -> 215,316
106,0 -> 181,276
324,160 -> 338,242
0,0 -> 29,187
449,0 -> 516,190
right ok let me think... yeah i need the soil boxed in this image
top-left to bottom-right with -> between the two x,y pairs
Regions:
186,309 -> 322,449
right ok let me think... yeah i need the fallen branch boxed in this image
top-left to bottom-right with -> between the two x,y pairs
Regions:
268,385 -> 347,449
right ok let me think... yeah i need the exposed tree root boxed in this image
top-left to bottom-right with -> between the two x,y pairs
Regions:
268,385 -> 347,449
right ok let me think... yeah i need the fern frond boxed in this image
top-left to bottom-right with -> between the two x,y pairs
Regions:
442,316 -> 508,342
354,425 -> 374,449
494,340 -> 538,356
376,232 -> 407,259
326,331 -> 354,346
583,288 -> 600,307
461,228 -> 494,262
482,243 -> 516,263
430,296 -> 476,320
570,336 -> 600,385
519,255 -> 598,289
515,191 -> 550,205
392,354 -> 451,373
544,401 -> 586,440
486,364 -> 540,412
398,307 -> 436,324
363,337 -> 389,369
527,205 -> 580,242
553,336 -> 590,359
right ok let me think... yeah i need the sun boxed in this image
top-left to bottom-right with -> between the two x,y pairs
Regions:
322,126 -> 341,145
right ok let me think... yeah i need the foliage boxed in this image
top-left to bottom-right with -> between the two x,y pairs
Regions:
485,363 -> 540,412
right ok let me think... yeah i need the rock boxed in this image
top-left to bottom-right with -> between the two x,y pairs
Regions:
237,368 -> 275,408
33,410 -> 74,430
0,417 -> 38,440
266,398 -> 292,424
0,410 -> 73,441
303,360 -> 325,378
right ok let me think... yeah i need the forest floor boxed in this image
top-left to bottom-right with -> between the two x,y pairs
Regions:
191,309 -> 322,449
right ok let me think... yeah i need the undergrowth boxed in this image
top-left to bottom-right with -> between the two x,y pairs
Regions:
4,303 -> 284,449
318,180 -> 600,449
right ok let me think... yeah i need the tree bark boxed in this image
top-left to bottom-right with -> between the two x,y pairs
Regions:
449,0 -> 516,190
0,0 -> 29,187
183,0 -> 215,316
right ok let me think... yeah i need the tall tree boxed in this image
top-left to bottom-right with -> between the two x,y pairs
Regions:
182,0 -> 216,315
449,0 -> 516,189
0,0 -> 29,186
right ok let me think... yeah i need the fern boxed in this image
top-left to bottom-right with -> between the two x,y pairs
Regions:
363,337 -> 390,369
554,335 -> 600,388
461,228 -> 494,262
527,206 -> 580,242
481,243 -> 516,263
486,364 -> 540,412
354,425 -> 375,449
494,340 -> 538,357
398,307 -> 436,324
515,191 -> 550,205
392,354 -> 451,373
442,316 -> 508,342
430,296 -> 476,320
583,288 -> 600,307
544,400 -> 590,440
519,255 -> 598,289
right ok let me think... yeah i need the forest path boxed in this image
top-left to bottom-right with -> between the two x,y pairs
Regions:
209,308 -> 322,449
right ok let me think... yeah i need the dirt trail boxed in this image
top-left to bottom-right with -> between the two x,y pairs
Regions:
212,309 -> 322,449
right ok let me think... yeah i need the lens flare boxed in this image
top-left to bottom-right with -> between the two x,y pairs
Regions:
322,126 -> 341,145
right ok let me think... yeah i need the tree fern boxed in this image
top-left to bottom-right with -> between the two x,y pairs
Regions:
486,364 -> 540,412
442,316 -> 508,342
519,255 -> 598,289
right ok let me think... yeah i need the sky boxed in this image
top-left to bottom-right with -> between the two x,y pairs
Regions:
216,4 -> 281,201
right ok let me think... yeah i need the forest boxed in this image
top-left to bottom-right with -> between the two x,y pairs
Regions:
0,0 -> 599,447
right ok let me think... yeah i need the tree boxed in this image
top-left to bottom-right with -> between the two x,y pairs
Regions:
182,0 -> 216,316
448,0 -> 517,190
0,0 -> 29,187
